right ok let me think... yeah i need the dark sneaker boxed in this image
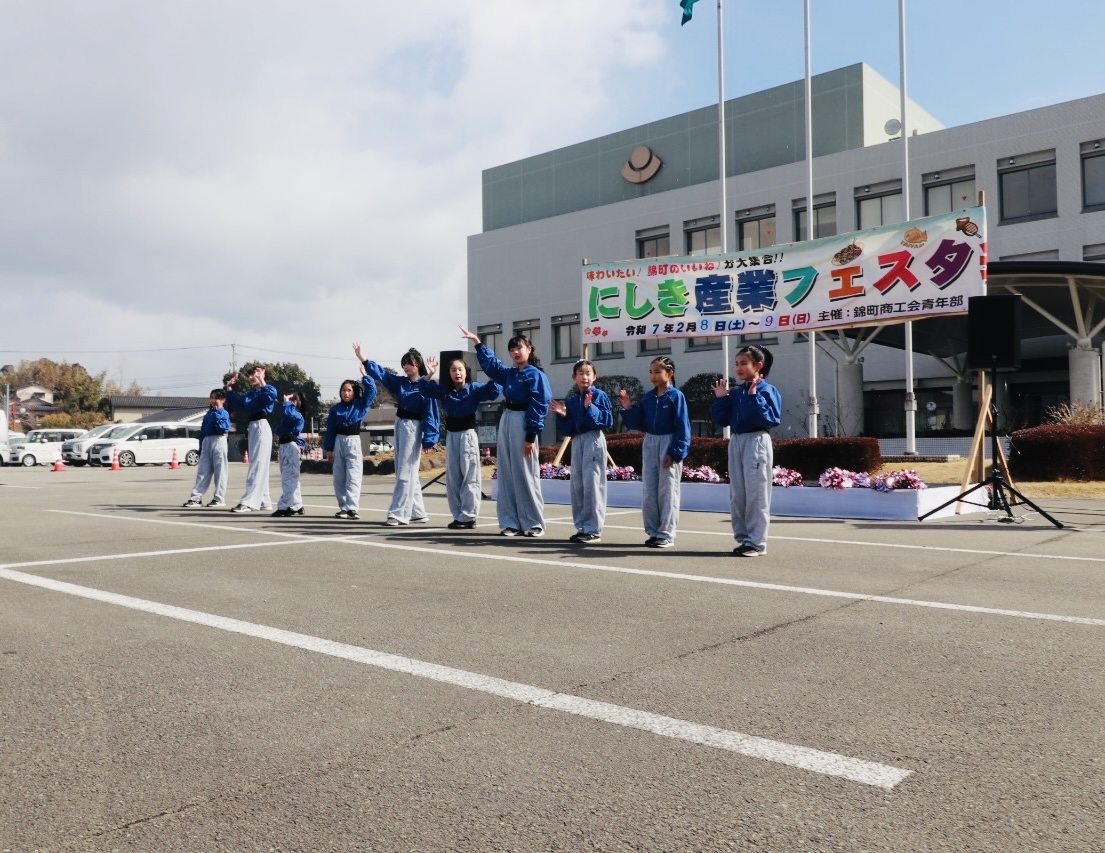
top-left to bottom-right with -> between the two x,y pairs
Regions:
334,510 -> 352,519
182,499 -> 201,508
644,537 -> 658,547
292,507 -> 305,516
733,544 -> 764,557
346,511 -> 360,520
271,508 -> 292,517
524,527 -> 544,538
580,533 -> 601,543
500,528 -> 521,537
569,532 -> 585,543
448,519 -> 476,530
648,538 -> 673,549
230,505 -> 253,513
205,501 -> 226,508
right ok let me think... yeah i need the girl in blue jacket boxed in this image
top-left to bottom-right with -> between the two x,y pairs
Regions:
460,324 -> 552,537
618,356 -> 691,549
272,392 -> 306,518
422,355 -> 501,529
550,360 -> 613,544
710,344 -> 782,557
361,345 -> 441,526
323,349 -> 378,520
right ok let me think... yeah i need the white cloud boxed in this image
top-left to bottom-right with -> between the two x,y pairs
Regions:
0,0 -> 671,395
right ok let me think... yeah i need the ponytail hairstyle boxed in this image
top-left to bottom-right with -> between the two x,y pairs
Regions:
736,344 -> 773,377
340,379 -> 363,401
650,355 -> 676,378
507,334 -> 542,369
401,347 -> 429,378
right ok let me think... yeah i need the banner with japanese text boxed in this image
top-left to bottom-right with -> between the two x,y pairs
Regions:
581,206 -> 986,345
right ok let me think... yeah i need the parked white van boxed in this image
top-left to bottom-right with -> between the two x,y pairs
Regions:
61,422 -> 122,465
11,429 -> 89,466
89,422 -> 201,467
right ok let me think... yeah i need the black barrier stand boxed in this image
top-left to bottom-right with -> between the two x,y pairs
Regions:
918,368 -> 1063,528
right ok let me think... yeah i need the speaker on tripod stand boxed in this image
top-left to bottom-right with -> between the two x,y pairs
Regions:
919,294 -> 1063,527
966,293 -> 1022,372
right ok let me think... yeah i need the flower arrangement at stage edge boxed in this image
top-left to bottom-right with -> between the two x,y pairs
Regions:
817,468 -> 871,489
608,465 -> 640,481
818,467 -> 926,491
540,463 -> 570,480
772,466 -> 805,487
874,469 -> 927,491
682,465 -> 722,484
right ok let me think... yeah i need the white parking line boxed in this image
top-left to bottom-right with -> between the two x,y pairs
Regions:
0,564 -> 912,790
44,510 -> 1105,627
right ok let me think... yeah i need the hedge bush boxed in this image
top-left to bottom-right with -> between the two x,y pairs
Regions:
773,437 -> 882,479
1009,424 -> 1105,481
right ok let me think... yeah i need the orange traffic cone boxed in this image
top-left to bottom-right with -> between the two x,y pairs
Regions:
169,448 -> 179,470
111,448 -> 121,471
52,456 -> 65,472
243,448 -> 249,465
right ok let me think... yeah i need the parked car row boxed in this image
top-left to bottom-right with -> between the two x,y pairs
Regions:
87,423 -> 201,467
9,428 -> 88,467
0,423 -> 202,467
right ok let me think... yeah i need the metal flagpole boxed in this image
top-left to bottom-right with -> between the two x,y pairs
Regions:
804,0 -> 819,438
900,0 -> 917,455
716,0 -> 731,430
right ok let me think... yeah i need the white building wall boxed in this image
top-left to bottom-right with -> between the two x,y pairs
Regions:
469,82 -> 1105,441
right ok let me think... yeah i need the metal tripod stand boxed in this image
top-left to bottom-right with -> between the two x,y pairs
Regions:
918,369 -> 1063,528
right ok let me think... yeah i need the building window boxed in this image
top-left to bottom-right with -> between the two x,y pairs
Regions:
593,341 -> 625,359
856,181 -> 904,228
1084,243 -> 1105,262
923,170 -> 976,215
512,319 -> 541,359
552,314 -> 580,362
685,215 -> 720,256
792,195 -> 836,240
686,336 -> 723,351
1082,143 -> 1105,211
738,332 -> 778,347
639,337 -> 671,355
999,151 -> 1057,223
477,324 -> 502,360
737,207 -> 776,251
637,227 -> 671,259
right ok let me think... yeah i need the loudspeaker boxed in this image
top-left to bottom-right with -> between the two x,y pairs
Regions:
439,350 -> 477,385
966,294 -> 1022,371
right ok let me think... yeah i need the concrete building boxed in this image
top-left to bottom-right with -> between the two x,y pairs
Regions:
467,63 -> 1105,443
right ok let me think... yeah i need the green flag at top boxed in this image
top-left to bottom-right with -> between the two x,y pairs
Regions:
680,0 -> 700,25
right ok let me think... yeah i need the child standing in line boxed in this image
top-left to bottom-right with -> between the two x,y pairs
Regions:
272,392 -> 306,518
421,355 -> 501,529
618,356 -> 691,549
711,345 -> 782,557
323,348 -> 378,520
361,345 -> 441,526
182,389 -> 231,508
224,364 -> 278,513
550,360 -> 613,544
460,324 -> 552,537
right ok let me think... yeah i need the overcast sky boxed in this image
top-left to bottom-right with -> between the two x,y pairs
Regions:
2,0 -> 1099,398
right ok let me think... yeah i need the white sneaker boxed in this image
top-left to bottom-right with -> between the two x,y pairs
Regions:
230,505 -> 253,513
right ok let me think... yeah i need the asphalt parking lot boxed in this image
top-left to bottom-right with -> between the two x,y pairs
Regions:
2,464 -> 1104,851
